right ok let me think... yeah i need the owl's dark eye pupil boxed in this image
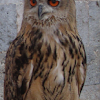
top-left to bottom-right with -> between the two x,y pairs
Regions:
52,0 -> 56,3
32,0 -> 36,3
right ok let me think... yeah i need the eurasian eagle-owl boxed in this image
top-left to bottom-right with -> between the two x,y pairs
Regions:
4,0 -> 87,100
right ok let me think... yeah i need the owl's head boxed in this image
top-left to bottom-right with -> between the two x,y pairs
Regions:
23,0 -> 76,27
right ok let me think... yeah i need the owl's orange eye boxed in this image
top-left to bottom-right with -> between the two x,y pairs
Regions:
48,0 -> 59,7
30,0 -> 37,6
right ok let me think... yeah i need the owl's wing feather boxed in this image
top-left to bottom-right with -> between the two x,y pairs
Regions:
76,43 -> 87,95
77,62 -> 87,95
4,35 -> 33,100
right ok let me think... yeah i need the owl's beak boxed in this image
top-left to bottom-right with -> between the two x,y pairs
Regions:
38,5 -> 43,20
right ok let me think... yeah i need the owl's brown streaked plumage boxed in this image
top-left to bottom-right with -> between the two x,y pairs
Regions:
4,0 -> 87,100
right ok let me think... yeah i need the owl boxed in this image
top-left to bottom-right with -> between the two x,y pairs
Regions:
4,0 -> 87,100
